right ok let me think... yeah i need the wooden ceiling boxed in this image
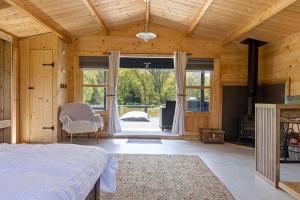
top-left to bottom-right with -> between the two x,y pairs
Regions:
0,0 -> 299,45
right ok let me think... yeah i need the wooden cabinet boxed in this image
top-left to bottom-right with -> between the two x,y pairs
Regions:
19,33 -> 68,143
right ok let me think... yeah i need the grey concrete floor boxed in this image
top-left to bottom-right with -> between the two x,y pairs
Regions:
72,138 -> 296,200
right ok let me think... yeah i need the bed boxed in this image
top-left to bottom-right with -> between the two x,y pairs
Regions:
0,143 -> 118,200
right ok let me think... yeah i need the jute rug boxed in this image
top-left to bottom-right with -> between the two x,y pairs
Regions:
100,154 -> 234,200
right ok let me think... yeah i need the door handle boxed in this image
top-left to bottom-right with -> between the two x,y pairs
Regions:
28,86 -> 34,89
42,126 -> 54,131
43,62 -> 55,67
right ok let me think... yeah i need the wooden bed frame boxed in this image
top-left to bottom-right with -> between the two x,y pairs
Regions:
86,177 -> 100,200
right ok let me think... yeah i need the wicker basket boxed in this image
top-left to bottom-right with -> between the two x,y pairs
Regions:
200,128 -> 225,144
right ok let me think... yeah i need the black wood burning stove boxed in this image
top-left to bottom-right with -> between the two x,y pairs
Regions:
239,115 -> 255,140
239,39 -> 267,141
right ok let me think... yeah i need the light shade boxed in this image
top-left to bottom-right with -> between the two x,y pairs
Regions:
136,31 -> 157,42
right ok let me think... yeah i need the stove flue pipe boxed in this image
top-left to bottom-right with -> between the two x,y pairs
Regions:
241,38 -> 267,115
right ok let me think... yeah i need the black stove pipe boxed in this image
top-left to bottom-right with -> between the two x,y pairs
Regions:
247,39 -> 259,115
242,38 -> 267,115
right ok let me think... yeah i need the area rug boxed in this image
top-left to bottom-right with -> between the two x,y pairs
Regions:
100,154 -> 234,200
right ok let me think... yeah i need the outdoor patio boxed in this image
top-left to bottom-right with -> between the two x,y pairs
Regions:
117,117 -> 175,136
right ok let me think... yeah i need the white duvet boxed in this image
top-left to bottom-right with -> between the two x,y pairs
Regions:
0,144 -> 118,200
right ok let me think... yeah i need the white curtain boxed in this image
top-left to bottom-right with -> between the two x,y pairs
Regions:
108,51 -> 121,134
172,52 -> 187,135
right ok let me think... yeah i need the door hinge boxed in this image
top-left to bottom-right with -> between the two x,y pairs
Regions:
42,126 -> 54,131
43,62 -> 55,67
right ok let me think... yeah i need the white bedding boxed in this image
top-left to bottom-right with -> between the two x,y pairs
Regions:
0,144 -> 118,200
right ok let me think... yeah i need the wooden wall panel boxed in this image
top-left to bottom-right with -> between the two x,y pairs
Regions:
220,43 -> 248,86
74,23 -> 223,57
185,112 -> 209,135
19,38 -> 30,142
0,40 -> 4,141
210,58 -> 221,128
3,40 -> 11,143
56,38 -> 69,141
260,32 -> 300,96
11,38 -> 19,143
67,43 -> 75,103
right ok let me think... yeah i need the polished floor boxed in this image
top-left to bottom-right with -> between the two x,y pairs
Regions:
72,138 -> 295,200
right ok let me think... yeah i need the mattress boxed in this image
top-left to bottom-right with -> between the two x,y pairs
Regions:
0,144 -> 118,200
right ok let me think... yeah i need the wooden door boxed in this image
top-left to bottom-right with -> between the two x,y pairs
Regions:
29,50 -> 54,143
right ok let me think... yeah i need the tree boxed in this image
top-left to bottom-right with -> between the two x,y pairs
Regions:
117,68 -> 176,106
89,88 -> 101,105
118,69 -> 142,105
83,70 -> 107,105
148,69 -> 174,103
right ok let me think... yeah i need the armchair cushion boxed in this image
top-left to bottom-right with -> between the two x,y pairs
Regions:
63,121 -> 100,134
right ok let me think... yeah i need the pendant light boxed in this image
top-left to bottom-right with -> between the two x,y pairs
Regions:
136,0 -> 157,42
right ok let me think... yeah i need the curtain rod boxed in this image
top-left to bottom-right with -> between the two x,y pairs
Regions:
103,52 -> 192,57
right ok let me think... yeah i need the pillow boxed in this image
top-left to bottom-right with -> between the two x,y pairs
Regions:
120,111 -> 150,122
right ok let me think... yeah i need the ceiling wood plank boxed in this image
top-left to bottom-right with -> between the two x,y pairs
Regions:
223,0 -> 297,45
184,0 -> 214,37
82,0 -> 109,35
2,0 -> 72,43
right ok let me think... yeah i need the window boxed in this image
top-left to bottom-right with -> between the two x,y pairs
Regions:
186,71 -> 211,112
83,69 -> 108,110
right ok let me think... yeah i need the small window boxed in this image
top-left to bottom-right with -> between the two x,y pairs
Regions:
186,71 -> 211,112
83,69 -> 108,110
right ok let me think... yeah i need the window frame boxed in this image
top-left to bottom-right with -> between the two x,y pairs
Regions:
185,70 -> 212,113
82,69 -> 108,111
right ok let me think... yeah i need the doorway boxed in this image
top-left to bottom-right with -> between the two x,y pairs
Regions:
116,57 -> 177,136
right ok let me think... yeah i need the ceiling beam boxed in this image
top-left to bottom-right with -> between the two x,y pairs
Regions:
0,29 -> 17,42
82,0 -> 109,35
3,0 -> 72,43
223,0 -> 297,46
184,0 -> 214,37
